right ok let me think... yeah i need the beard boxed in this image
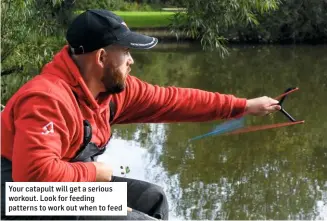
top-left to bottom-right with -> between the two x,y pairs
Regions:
101,65 -> 127,95
106,84 -> 125,95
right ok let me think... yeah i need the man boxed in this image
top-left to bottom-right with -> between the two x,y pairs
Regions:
1,9 -> 281,220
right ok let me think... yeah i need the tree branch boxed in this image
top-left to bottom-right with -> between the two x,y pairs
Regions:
1,66 -> 23,76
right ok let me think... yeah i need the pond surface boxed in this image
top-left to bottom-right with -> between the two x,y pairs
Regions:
97,44 -> 327,220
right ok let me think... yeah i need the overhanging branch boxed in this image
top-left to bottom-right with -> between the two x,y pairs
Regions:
1,66 -> 23,76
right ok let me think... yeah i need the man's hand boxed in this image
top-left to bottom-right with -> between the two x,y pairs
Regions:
92,162 -> 113,182
245,96 -> 281,116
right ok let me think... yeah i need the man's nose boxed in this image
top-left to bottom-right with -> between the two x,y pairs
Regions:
128,53 -> 134,65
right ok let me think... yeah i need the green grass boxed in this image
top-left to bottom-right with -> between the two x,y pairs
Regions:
114,11 -> 176,28
75,10 -> 176,28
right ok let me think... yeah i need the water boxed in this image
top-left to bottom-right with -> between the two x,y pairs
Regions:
97,44 -> 327,220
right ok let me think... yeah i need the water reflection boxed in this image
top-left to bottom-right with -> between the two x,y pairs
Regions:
96,45 -> 327,220
99,122 -> 326,220
97,124 -> 184,220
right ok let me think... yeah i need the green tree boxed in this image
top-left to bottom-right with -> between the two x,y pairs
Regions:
257,0 -> 327,43
1,0 -> 73,75
1,0 -> 74,104
73,0 -> 124,11
170,0 -> 280,56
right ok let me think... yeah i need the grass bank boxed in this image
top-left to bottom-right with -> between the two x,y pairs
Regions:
114,11 -> 175,28
74,10 -> 176,28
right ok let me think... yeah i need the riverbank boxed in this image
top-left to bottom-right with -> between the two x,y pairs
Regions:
131,27 -> 195,44
115,13 -> 326,44
73,10 -> 327,45
130,27 -> 327,45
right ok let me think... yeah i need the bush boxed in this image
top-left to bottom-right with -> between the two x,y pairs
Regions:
74,0 -> 162,12
225,0 -> 327,44
119,2 -> 154,11
74,0 -> 124,11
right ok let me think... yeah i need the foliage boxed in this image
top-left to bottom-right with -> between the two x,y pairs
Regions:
73,0 -> 124,11
73,0 -> 161,11
169,0 -> 327,51
1,0 -> 72,67
254,0 -> 327,43
1,0 -> 72,104
1,35 -> 65,105
119,1 -> 156,11
169,0 -> 280,56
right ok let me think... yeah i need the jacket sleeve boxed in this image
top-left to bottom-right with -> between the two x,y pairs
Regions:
11,93 -> 96,182
112,75 -> 247,124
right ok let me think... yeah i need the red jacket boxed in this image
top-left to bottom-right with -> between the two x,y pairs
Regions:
1,45 -> 247,182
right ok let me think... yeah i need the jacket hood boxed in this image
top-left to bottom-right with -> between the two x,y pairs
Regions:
40,45 -> 111,111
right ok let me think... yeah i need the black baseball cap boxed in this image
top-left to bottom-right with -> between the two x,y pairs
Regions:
66,9 -> 158,54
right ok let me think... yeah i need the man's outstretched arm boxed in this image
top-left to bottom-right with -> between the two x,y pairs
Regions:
112,76 -> 245,124
112,75 -> 280,124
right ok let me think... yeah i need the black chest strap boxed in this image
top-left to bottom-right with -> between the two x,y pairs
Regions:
71,91 -> 116,162
109,100 -> 116,124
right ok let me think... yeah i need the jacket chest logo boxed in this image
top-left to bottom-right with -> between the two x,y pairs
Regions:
41,122 -> 54,135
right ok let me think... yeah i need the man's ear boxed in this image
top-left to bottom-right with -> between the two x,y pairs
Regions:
95,49 -> 107,68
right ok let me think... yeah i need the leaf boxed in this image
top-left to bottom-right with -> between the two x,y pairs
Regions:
170,0 -> 280,57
